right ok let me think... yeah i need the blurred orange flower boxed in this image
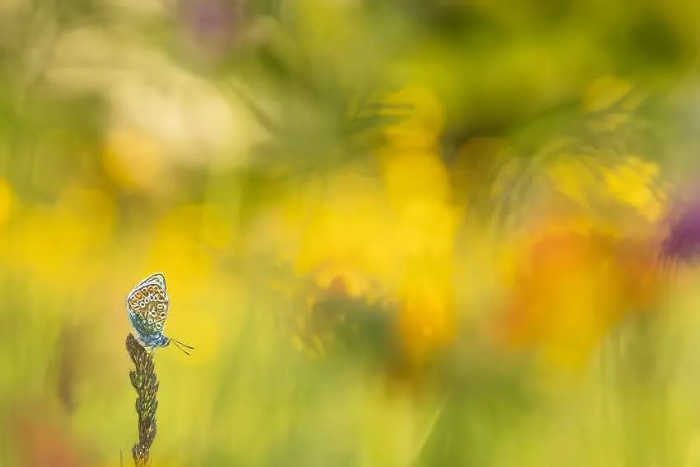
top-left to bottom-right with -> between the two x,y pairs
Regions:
8,404 -> 92,467
496,214 -> 664,370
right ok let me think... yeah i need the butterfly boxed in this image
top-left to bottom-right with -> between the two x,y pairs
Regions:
126,273 -> 194,355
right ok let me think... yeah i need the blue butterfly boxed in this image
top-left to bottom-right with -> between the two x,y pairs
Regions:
126,273 -> 193,355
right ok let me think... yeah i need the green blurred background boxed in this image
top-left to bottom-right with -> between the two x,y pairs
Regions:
4,0 -> 700,466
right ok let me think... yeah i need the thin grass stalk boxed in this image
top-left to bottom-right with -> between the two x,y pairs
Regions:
126,334 -> 159,467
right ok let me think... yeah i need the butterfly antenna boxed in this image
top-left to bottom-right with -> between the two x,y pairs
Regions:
170,336 -> 195,350
170,339 -> 192,356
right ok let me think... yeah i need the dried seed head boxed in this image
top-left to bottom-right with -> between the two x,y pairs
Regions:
126,334 -> 159,466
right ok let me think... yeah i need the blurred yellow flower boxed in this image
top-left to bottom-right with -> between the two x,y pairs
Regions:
601,156 -> 665,221
292,172 -> 397,289
102,126 -> 169,193
582,76 -> 647,133
545,156 -> 600,208
397,264 -> 455,365
274,86 -> 460,365
381,151 -> 452,210
144,204 -> 237,364
582,75 -> 634,114
545,155 -> 665,222
378,86 -> 459,364
147,204 -> 233,293
0,179 -> 14,227
8,184 -> 116,292
380,86 -> 445,148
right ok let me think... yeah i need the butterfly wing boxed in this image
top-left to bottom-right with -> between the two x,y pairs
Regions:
127,273 -> 166,299
126,274 -> 170,340
127,306 -> 155,338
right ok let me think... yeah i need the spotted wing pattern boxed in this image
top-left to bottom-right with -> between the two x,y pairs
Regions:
126,273 -> 169,341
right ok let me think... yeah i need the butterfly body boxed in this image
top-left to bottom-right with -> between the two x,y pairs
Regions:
139,333 -> 170,348
126,273 -> 193,354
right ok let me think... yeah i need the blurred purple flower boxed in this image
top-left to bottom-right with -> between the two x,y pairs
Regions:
661,197 -> 700,264
179,0 -> 243,55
